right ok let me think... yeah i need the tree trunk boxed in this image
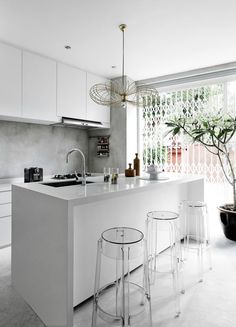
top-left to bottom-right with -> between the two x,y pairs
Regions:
233,180 -> 236,211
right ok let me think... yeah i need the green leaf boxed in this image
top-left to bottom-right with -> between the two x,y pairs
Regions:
173,126 -> 181,135
165,122 -> 176,127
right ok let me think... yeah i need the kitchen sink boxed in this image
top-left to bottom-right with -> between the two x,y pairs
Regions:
42,180 -> 94,187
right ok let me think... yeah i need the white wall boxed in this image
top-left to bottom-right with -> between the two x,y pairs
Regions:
126,103 -> 138,168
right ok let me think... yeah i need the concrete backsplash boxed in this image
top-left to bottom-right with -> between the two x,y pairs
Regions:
0,120 -> 88,179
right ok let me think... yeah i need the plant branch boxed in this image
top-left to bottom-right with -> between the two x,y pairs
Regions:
166,113 -> 236,209
223,144 -> 235,179
218,152 -> 233,185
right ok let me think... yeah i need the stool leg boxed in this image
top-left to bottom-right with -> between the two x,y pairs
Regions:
176,220 -> 185,294
205,206 -> 213,271
173,269 -> 181,317
92,239 -> 102,327
207,244 -> 213,271
145,218 -> 152,284
121,246 -> 126,326
185,205 -> 190,263
195,208 -> 202,283
198,245 -> 204,283
181,201 -> 188,262
127,247 -> 131,326
143,239 -> 152,326
149,218 -> 158,284
154,220 -> 158,279
170,222 -> 181,317
198,208 -> 204,283
170,222 -> 174,273
179,201 -> 186,262
146,218 -> 156,285
116,247 -> 121,317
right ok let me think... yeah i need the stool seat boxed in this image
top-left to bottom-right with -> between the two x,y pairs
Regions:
147,211 -> 178,221
187,201 -> 206,208
102,227 -> 144,245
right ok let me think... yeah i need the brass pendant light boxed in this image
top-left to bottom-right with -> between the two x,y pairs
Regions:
89,24 -> 159,109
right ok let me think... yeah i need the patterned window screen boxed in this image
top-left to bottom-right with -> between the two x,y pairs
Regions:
140,81 -> 236,183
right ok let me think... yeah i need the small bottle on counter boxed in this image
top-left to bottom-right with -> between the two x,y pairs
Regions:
103,167 -> 110,183
111,168 -> 119,184
125,163 -> 136,177
133,153 -> 140,176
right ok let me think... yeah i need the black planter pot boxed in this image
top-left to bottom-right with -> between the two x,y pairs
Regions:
218,206 -> 236,241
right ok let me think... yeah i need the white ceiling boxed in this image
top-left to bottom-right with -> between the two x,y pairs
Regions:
0,0 -> 236,81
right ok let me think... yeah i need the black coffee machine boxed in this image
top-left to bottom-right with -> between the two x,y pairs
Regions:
24,167 -> 43,183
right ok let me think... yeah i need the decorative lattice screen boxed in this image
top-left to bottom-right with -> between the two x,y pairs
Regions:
140,82 -> 236,183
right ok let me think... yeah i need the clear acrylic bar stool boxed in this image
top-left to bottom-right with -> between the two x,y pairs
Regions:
180,201 -> 212,282
146,211 -> 183,318
92,227 -> 152,327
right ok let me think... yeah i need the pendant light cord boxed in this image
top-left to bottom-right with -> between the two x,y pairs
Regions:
122,27 -> 125,87
119,24 -> 126,90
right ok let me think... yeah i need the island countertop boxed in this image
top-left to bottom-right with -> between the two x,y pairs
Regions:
13,173 -> 204,204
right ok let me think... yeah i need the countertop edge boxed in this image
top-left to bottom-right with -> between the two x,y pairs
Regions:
12,174 -> 205,205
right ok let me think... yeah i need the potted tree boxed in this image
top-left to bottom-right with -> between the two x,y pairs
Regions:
166,113 -> 236,241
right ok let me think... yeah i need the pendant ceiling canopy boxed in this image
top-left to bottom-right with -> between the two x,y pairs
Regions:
90,24 -> 159,109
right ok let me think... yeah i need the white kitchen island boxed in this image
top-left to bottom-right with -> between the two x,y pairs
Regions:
12,174 -> 204,327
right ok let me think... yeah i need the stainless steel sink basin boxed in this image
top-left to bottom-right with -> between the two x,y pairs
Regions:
42,180 -> 94,187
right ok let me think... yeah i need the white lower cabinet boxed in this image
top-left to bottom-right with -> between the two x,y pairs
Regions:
0,217 -> 11,248
0,191 -> 11,204
0,187 -> 11,248
0,203 -> 11,217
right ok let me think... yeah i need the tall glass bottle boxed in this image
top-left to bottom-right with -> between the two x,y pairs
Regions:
133,153 -> 140,176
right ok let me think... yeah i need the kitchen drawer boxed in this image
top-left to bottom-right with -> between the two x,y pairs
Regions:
0,184 -> 11,192
0,203 -> 11,218
0,216 -> 11,248
0,191 -> 11,204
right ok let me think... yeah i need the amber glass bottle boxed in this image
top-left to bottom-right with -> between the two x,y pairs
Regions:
133,153 -> 140,176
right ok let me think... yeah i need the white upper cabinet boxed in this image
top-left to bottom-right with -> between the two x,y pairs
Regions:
22,52 -> 57,122
0,41 -> 110,127
86,72 -> 110,125
0,43 -> 21,117
57,63 -> 86,120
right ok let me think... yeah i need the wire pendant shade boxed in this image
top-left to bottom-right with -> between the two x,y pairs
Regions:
89,24 -> 159,109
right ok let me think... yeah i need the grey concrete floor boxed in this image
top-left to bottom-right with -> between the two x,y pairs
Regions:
1,235 -> 236,327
